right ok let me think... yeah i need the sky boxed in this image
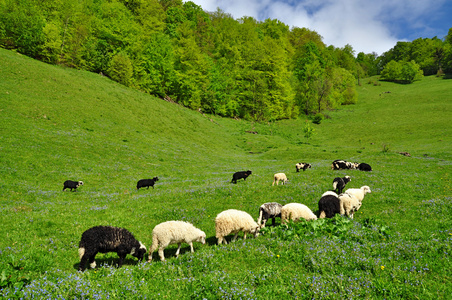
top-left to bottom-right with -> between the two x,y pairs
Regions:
188,0 -> 452,55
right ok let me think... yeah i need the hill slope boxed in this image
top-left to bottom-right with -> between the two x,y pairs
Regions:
1,48 -> 451,298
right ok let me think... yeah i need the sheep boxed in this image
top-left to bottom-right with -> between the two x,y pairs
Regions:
332,176 -> 351,194
257,202 -> 282,227
78,226 -> 146,271
137,177 -> 159,190
295,162 -> 312,172
281,203 -> 317,224
318,191 -> 341,219
148,221 -> 206,262
63,180 -> 83,192
344,186 -> 372,203
215,209 -> 260,244
331,160 -> 356,170
231,170 -> 252,184
272,173 -> 288,186
338,186 -> 372,219
357,163 -> 372,171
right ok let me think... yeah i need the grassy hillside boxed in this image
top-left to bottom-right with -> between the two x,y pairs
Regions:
1,48 -> 451,299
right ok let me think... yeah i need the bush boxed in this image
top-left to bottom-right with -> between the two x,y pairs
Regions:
312,113 -> 324,124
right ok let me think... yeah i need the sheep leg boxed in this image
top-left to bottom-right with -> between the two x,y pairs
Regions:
79,255 -> 89,271
117,254 -> 126,267
175,243 -> 182,257
272,217 -> 276,226
158,246 -> 166,261
88,254 -> 97,269
243,232 -> 247,240
189,242 -> 194,253
232,232 -> 239,242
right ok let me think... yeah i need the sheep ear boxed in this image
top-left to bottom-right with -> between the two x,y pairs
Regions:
130,247 -> 136,255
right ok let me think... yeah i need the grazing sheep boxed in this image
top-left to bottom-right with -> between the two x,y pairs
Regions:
339,186 -> 372,219
344,186 -> 372,203
137,177 -> 159,190
78,226 -> 146,271
332,176 -> 351,194
318,191 -> 341,219
215,209 -> 260,244
295,162 -> 312,172
338,193 -> 362,219
357,163 -> 372,171
148,221 -> 206,262
257,202 -> 282,227
331,160 -> 356,170
231,170 -> 252,184
272,173 -> 288,186
281,203 -> 317,223
63,180 -> 83,192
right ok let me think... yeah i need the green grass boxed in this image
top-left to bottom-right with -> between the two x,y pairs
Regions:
1,47 -> 451,299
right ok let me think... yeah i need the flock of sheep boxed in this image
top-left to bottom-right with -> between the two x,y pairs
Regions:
75,159 -> 372,271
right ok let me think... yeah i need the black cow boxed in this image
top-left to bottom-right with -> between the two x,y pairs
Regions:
137,177 -> 159,190
63,180 -> 84,192
231,170 -> 252,184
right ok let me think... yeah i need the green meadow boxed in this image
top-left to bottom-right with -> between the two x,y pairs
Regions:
1,48 -> 451,299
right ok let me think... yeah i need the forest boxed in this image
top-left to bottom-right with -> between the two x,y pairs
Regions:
1,0 -> 451,121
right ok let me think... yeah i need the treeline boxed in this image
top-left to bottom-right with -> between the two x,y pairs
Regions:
1,0 -> 451,120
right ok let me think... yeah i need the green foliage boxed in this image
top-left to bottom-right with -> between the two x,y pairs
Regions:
108,52 -> 133,86
302,121 -> 316,140
380,60 -> 423,83
312,113 -> 324,124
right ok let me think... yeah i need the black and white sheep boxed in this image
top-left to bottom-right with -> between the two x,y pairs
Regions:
331,160 -> 357,170
148,221 -> 206,262
272,173 -> 288,185
78,226 -> 146,271
231,170 -> 252,184
332,176 -> 351,194
215,209 -> 260,244
295,162 -> 312,172
257,202 -> 282,227
137,177 -> 159,190
318,191 -> 341,219
357,163 -> 372,171
63,180 -> 84,192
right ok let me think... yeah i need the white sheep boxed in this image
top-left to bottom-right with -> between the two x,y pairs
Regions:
148,221 -> 206,262
215,209 -> 260,245
281,203 -> 317,223
344,186 -> 372,203
338,193 -> 361,219
338,186 -> 371,219
272,173 -> 288,186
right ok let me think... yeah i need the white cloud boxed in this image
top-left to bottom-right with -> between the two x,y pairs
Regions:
187,0 -> 448,55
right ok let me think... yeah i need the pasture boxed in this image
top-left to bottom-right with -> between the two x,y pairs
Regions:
1,48 -> 451,299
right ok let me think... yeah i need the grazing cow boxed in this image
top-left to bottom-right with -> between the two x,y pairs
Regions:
231,170 -> 252,184
63,180 -> 84,192
295,162 -> 312,172
137,177 -> 159,190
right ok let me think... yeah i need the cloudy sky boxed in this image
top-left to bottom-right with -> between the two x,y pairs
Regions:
188,0 -> 451,55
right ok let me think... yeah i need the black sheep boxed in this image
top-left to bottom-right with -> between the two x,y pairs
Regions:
63,180 -> 84,192
137,177 -> 159,190
358,163 -> 372,171
257,202 -> 283,227
231,170 -> 252,184
78,226 -> 146,271
318,192 -> 341,219
332,176 -> 351,194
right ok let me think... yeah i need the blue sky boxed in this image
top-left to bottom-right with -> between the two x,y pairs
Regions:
189,0 -> 452,55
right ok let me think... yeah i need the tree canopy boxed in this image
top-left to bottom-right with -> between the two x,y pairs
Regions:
1,0 -> 450,120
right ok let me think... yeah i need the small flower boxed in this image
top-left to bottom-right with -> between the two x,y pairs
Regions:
381,266 -> 385,270
276,255 -> 280,258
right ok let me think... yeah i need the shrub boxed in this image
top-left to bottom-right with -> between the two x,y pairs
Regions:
312,113 -> 324,124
